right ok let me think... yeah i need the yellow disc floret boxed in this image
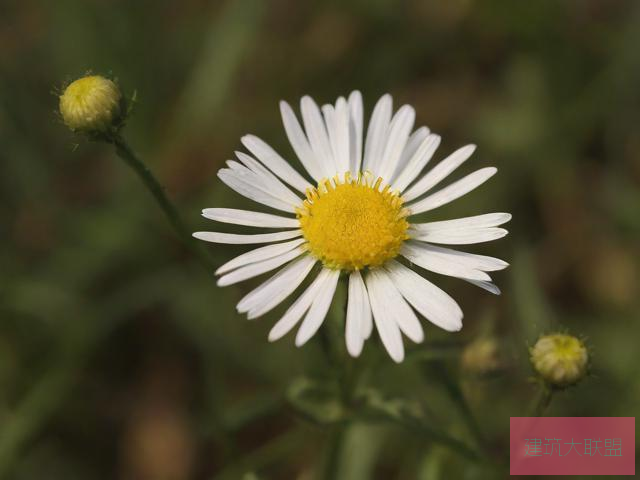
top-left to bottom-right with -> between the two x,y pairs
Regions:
298,173 -> 409,271
59,75 -> 121,133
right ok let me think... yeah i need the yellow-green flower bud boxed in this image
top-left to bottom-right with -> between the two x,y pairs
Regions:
461,337 -> 502,375
530,334 -> 588,387
59,75 -> 121,133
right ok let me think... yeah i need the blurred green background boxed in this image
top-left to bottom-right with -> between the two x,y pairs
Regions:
1,0 -> 639,478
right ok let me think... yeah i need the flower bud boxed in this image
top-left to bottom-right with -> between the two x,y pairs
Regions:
530,334 -> 588,387
461,336 -> 502,375
59,75 -> 122,134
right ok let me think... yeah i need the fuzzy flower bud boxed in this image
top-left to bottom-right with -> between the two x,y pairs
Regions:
530,334 -> 588,387
461,337 -> 502,375
59,75 -> 122,133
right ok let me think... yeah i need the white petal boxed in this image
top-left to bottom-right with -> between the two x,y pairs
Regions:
295,269 -> 340,346
346,270 -> 370,357
268,268 -> 333,342
410,243 -> 509,271
217,168 -> 296,213
375,270 -> 424,343
333,97 -> 351,174
221,162 -> 293,205
403,144 -> 477,201
392,134 -> 441,193
193,229 -> 302,245
202,208 -> 299,229
321,104 -> 336,156
378,105 -> 415,181
348,91 -> 363,174
408,167 -> 497,215
401,241 -> 508,281
233,154 -> 303,207
394,126 -> 430,175
365,270 -> 404,363
237,256 -> 316,318
400,241 -> 492,282
361,295 -> 373,340
241,135 -> 311,193
280,101 -> 323,181
384,260 -> 463,332
411,213 -> 512,232
465,279 -> 502,295
363,94 -> 392,174
217,246 -> 305,287
301,96 -> 335,177
410,227 -> 509,245
321,103 -> 347,175
215,238 -> 306,275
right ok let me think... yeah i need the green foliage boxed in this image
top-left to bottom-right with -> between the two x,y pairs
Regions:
1,0 -> 639,478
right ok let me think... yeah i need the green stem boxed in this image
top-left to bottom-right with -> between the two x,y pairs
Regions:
359,390 -> 485,464
382,412 -> 483,463
423,361 -> 485,449
531,384 -> 554,416
324,278 -> 349,479
409,423 -> 482,463
323,424 -> 346,480
111,134 -> 215,271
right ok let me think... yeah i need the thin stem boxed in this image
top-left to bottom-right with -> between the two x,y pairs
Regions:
423,361 -> 485,449
406,422 -> 483,463
321,278 -> 349,479
323,424 -> 346,480
0,136 -> 215,478
531,384 -> 554,416
368,411 -> 484,463
358,388 -> 485,464
111,134 -> 215,271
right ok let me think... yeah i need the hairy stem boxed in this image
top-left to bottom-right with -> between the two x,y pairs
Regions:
111,134 -> 215,271
531,385 -> 554,416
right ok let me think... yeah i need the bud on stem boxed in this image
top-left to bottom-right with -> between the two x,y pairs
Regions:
59,75 -> 122,135
530,333 -> 588,387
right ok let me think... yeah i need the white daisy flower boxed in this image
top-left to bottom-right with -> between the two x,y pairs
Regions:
195,92 -> 510,363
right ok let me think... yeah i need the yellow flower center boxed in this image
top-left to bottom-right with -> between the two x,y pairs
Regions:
298,173 -> 409,271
